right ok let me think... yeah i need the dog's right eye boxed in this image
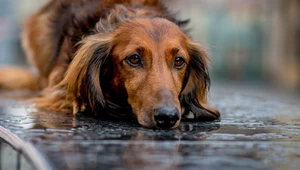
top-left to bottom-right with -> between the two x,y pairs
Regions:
126,54 -> 142,67
174,57 -> 186,69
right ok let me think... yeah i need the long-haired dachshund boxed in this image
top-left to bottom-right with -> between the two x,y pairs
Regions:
0,0 -> 220,129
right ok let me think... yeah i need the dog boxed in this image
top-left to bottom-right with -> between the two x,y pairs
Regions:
0,0 -> 220,129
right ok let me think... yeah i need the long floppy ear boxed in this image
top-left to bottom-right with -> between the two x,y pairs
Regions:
181,41 -> 220,121
34,34 -> 113,114
64,35 -> 114,114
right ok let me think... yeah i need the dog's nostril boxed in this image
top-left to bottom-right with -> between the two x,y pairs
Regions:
154,107 -> 180,129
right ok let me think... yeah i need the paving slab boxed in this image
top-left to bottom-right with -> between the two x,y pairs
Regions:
0,86 -> 299,170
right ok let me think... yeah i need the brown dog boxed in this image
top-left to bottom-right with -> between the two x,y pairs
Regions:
0,0 -> 220,129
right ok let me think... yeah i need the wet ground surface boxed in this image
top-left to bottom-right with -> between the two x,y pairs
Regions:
0,86 -> 300,170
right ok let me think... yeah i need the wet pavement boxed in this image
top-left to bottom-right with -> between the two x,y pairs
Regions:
0,86 -> 300,170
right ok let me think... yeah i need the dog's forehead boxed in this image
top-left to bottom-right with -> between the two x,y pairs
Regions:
137,18 -> 180,41
113,18 -> 188,56
118,18 -> 186,43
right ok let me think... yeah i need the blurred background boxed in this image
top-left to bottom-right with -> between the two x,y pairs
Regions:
0,0 -> 299,94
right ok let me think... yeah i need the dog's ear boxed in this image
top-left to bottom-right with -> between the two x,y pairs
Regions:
62,35 -> 113,114
34,34 -> 120,115
181,41 -> 220,121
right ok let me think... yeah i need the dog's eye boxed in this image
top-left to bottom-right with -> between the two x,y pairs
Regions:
174,57 -> 186,69
126,54 -> 142,67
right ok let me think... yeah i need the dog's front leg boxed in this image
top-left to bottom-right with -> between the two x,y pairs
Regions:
72,100 -> 87,115
182,104 -> 220,122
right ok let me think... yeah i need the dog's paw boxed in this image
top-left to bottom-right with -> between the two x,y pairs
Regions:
182,108 -> 220,122
72,100 -> 87,115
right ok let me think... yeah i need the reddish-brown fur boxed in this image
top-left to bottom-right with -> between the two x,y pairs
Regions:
0,0 -> 220,129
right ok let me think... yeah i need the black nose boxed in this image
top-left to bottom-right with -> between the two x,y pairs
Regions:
154,107 -> 180,129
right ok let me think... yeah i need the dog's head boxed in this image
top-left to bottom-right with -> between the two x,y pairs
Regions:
65,18 -> 219,129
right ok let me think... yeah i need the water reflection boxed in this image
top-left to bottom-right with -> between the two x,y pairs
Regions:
1,91 -> 300,170
30,111 -> 221,141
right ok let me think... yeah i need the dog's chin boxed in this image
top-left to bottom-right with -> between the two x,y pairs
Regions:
136,114 -> 156,129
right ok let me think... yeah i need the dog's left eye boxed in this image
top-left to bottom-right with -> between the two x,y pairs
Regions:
126,54 -> 142,67
174,57 -> 186,69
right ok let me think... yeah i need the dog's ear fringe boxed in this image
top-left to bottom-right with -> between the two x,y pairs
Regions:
33,33 -> 132,117
32,34 -> 112,114
31,86 -> 72,113
181,41 -> 220,121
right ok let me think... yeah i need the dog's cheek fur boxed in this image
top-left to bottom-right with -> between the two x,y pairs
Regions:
180,41 -> 220,121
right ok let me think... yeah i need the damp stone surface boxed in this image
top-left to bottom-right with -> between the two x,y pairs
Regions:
0,86 -> 300,170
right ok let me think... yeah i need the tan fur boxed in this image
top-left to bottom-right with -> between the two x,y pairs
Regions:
0,67 -> 39,90
21,3 -> 57,81
0,0 -> 220,129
